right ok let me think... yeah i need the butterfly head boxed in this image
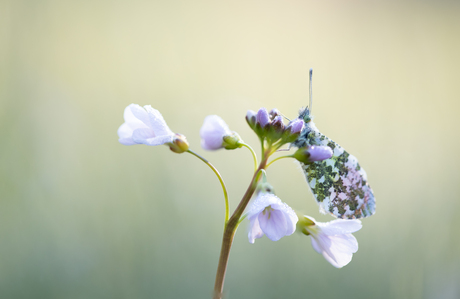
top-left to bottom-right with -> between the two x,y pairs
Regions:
298,107 -> 313,123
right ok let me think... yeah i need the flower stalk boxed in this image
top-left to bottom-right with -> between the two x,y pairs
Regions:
187,149 -> 230,223
213,159 -> 268,299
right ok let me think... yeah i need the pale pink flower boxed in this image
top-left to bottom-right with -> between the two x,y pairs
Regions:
118,104 -> 175,146
200,115 -> 232,150
301,216 -> 362,268
247,193 -> 298,243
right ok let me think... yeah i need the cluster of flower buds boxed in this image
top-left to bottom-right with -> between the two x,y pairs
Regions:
246,108 -> 304,145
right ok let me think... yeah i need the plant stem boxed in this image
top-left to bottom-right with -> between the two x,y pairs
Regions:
240,142 -> 258,172
212,158 -> 268,299
266,155 -> 293,168
187,149 -> 230,223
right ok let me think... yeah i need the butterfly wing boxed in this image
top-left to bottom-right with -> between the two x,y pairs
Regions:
300,129 -> 376,219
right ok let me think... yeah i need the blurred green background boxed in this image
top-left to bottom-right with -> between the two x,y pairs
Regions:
1,0 -> 460,298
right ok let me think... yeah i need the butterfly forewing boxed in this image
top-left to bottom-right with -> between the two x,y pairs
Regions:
295,110 -> 376,219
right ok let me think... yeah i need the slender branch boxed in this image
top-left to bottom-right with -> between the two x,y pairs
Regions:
213,159 -> 268,299
266,155 -> 293,168
187,149 -> 230,223
240,142 -> 258,172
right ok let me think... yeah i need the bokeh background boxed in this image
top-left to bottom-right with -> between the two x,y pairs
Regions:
1,0 -> 460,298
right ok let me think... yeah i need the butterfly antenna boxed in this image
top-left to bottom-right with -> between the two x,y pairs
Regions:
309,68 -> 313,113
280,113 -> 291,121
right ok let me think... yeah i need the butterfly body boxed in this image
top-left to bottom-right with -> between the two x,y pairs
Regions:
293,107 -> 376,219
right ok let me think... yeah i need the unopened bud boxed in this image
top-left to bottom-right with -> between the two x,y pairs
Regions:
269,108 -> 280,119
245,110 -> 257,128
293,145 -> 333,163
169,134 -> 189,153
222,132 -> 243,150
287,118 -> 304,134
271,115 -> 285,132
256,108 -> 270,127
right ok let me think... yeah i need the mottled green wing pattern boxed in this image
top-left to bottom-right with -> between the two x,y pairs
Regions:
301,129 -> 376,219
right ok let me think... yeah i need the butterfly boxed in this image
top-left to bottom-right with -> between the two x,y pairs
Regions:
292,70 -> 376,219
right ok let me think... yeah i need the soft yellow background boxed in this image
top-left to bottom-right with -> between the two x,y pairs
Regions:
1,0 -> 459,298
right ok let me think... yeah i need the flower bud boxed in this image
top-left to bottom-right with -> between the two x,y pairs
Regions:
169,134 -> 189,153
269,108 -> 280,119
245,110 -> 257,128
293,145 -> 333,163
222,132 -> 243,150
271,115 -> 285,132
256,108 -> 270,127
279,118 -> 304,144
287,118 -> 304,134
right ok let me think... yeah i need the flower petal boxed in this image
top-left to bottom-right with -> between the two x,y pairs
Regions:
310,237 -> 323,255
256,108 -> 270,127
313,233 -> 357,268
128,104 -> 152,128
258,209 -> 288,241
200,115 -> 231,150
132,128 -> 156,144
318,219 -> 362,236
321,249 -> 348,268
248,217 -> 264,244
323,236 -> 355,268
270,202 -> 298,236
118,123 -> 137,145
144,105 -> 174,137
246,194 -> 281,219
143,135 -> 175,146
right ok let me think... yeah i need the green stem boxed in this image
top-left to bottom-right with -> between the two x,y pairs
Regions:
213,160 -> 268,299
266,155 -> 294,168
240,142 -> 258,172
187,149 -> 230,223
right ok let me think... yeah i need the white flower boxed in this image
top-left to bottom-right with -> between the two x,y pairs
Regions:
200,115 -> 232,150
118,104 -> 175,146
247,193 -> 298,243
301,216 -> 362,268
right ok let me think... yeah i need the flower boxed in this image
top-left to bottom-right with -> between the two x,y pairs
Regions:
200,115 -> 242,150
200,115 -> 231,150
247,193 -> 298,243
118,104 -> 176,146
299,216 -> 362,268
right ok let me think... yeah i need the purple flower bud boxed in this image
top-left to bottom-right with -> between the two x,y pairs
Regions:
288,118 -> 304,134
246,110 -> 257,126
200,115 -> 232,150
271,115 -> 285,132
256,108 -> 270,127
269,108 -> 280,119
307,146 -> 333,162
293,145 -> 333,164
